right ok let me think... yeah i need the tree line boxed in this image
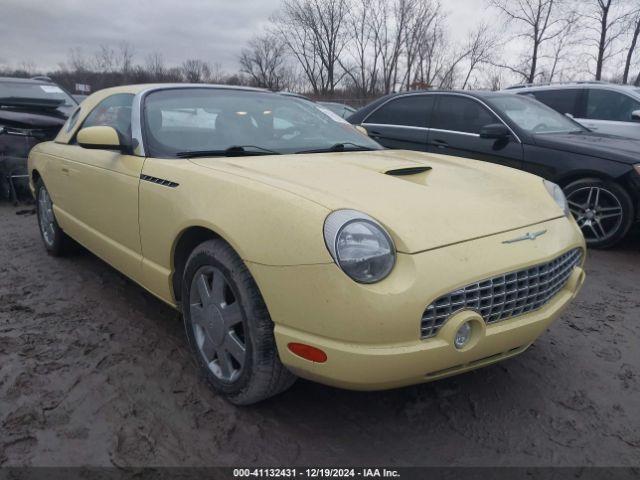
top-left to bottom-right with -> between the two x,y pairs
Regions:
242,0 -> 640,95
1,0 -> 639,101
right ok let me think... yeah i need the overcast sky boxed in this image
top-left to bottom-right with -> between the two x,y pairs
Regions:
0,0 -> 486,72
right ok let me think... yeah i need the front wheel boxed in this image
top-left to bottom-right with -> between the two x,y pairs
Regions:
35,179 -> 70,256
182,239 -> 296,405
565,178 -> 634,249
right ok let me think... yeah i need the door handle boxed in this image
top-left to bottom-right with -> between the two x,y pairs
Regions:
61,167 -> 69,174
432,139 -> 448,149
369,130 -> 382,138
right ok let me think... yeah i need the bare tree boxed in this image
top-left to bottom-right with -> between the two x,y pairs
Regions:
340,0 -> 380,96
489,0 -> 565,83
181,59 -> 211,83
402,0 -> 443,90
584,0 -> 632,80
93,45 -> 116,73
459,23 -> 498,89
545,10 -> 583,81
67,47 -> 90,73
622,7 -> 640,83
145,52 -> 166,80
17,61 -> 37,76
412,12 -> 449,88
209,62 -> 227,84
370,0 -> 413,93
117,42 -> 135,77
274,0 -> 349,94
484,66 -> 505,91
239,33 -> 288,90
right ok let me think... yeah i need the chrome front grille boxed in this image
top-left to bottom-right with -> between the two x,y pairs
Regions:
421,248 -> 582,339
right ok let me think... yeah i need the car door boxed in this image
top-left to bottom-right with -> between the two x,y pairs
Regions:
576,88 -> 640,139
427,94 -> 524,170
59,93 -> 145,282
361,94 -> 434,151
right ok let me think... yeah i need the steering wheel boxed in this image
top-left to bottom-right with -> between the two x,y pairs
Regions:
532,123 -> 549,132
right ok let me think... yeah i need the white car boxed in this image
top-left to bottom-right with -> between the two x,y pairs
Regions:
506,82 -> 640,140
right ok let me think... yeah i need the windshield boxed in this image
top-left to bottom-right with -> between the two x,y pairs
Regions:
143,88 -> 381,157
490,95 -> 586,134
0,80 -> 77,113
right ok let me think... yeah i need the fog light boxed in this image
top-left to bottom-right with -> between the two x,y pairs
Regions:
454,322 -> 472,349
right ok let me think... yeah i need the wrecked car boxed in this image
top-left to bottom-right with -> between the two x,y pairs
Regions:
0,76 -> 77,202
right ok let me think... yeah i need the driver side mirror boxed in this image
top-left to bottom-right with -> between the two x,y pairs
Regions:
479,123 -> 510,139
631,110 -> 640,122
77,126 -> 126,151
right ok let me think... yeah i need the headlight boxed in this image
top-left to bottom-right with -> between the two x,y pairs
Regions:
544,180 -> 569,216
634,164 -> 640,176
323,210 -> 396,284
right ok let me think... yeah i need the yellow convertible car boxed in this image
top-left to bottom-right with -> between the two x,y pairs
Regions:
29,84 -> 586,404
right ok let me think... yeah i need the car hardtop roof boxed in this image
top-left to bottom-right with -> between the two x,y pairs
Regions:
72,84 -> 270,100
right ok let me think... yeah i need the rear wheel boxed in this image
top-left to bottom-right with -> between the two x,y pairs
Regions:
35,179 -> 70,256
564,178 -> 633,249
182,239 -> 296,405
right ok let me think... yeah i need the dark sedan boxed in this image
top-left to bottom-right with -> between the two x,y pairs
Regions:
349,91 -> 640,248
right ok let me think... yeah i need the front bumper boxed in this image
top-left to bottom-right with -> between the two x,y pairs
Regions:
248,216 -> 586,390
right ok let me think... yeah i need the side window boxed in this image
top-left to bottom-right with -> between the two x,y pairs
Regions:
525,89 -> 580,116
365,95 -> 434,128
81,93 -> 135,137
585,89 -> 640,122
431,96 -> 498,134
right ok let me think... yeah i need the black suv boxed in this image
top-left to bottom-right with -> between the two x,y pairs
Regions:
349,91 -> 640,248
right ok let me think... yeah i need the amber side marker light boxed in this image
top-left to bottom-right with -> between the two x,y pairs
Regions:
288,343 -> 328,363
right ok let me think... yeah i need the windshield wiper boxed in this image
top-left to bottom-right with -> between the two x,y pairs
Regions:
176,145 -> 281,158
296,142 -> 375,154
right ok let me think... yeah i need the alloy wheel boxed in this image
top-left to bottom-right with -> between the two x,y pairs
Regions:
38,187 -> 56,247
567,186 -> 623,243
189,266 -> 246,383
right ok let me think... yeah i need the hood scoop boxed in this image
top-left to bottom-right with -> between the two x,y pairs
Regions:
385,166 -> 432,185
385,166 -> 431,176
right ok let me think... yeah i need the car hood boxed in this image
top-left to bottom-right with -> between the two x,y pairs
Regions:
533,131 -> 640,165
0,108 -> 67,129
191,150 -> 564,254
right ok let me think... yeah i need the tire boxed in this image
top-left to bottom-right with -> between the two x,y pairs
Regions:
182,239 -> 296,405
564,178 -> 634,249
35,179 -> 70,256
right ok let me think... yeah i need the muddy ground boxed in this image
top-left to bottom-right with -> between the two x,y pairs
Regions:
0,203 -> 639,467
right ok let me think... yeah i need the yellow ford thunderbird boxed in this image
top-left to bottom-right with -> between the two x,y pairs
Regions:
29,84 -> 586,404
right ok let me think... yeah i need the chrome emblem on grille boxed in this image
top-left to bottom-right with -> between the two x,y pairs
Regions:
502,229 -> 547,244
